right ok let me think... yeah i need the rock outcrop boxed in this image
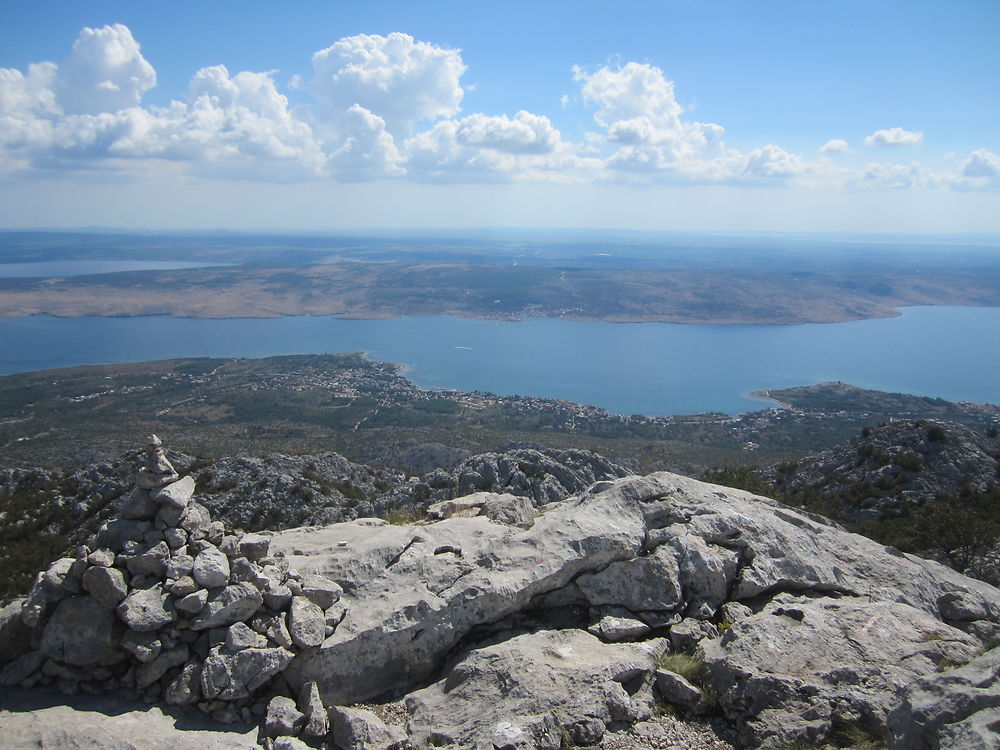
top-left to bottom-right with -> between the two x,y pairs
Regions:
2,439 -> 999,749
0,436 -> 344,734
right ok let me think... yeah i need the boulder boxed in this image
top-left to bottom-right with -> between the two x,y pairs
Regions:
225,622 -> 268,651
239,533 -> 270,562
888,646 -> 1000,750
120,488 -> 158,521
700,595 -> 982,748
405,629 -> 666,749
299,574 -> 342,610
126,541 -> 169,578
165,553 -> 195,580
136,646 -> 189,689
40,596 -> 123,666
655,668 -> 703,711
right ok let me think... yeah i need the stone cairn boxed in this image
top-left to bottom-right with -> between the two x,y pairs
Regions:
1,436 -> 345,748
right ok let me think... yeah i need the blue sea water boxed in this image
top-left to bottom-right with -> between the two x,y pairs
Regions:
0,306 -> 997,416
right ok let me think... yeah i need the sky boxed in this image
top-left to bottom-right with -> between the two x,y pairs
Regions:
0,0 -> 998,233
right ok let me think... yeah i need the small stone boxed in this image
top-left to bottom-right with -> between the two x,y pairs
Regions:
136,646 -> 189,689
120,488 -> 159,521
191,582 -> 263,631
288,596 -> 325,649
165,553 -> 195,580
225,622 -> 268,651
126,541 -> 169,579
164,527 -> 187,549
655,668 -> 703,710
193,546 -> 231,589
205,521 -> 226,544
180,502 -> 212,534
230,557 -> 260,583
202,646 -> 294,701
0,651 -> 45,687
150,475 -> 196,509
300,574 -> 342,610
117,585 -> 176,632
176,589 -> 209,615
250,611 -> 294,649
298,680 -> 329,739
219,534 -> 242,558
240,534 -> 270,562
87,548 -> 116,568
266,695 -> 306,738
170,576 -> 199,597
164,661 -> 202,706
263,584 -> 293,611
81,565 -> 128,608
121,630 -> 162,663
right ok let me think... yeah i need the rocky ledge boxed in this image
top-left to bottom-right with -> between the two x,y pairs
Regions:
2,438 -> 999,749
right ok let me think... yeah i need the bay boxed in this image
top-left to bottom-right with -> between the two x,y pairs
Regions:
0,306 -> 997,416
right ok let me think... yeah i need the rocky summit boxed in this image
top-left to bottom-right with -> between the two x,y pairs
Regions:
2,437 -> 999,749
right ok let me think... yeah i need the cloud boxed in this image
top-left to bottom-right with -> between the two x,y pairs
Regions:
307,32 -> 465,136
326,104 -> 404,180
0,24 -> 997,196
54,24 -> 156,115
820,139 -> 848,154
864,127 -> 923,147
960,149 -> 1000,179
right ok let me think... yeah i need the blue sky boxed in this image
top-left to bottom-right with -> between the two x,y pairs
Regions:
1,1 -> 998,232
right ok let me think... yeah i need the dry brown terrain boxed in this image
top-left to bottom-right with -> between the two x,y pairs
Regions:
1,261 -> 999,324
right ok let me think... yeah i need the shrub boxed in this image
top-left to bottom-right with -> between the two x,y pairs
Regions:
927,425 -> 947,443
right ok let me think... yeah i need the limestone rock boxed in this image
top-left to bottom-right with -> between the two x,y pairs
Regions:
1,650 -> 45,687
263,583 -> 293,611
329,705 -> 409,750
126,540 -> 169,578
700,595 -> 983,748
136,645 -> 189,689
201,646 -> 294,701
87,548 -> 116,567
81,565 -> 128,609
288,596 -> 325,649
655,668 -> 703,711
121,630 -> 162,663
40,596 -> 123,666
265,695 -> 306,737
117,585 -> 176,632
669,618 -> 719,653
250,611 -> 294,649
299,574 -> 342,610
193,545 -> 231,589
297,680 -> 329,740
225,622 -> 268,651
190,582 -> 264,631
164,661 -> 203,706
888,645 -> 1000,750
120,488 -> 159,521
180,501 -> 212,534
165,552 -> 195,580
239,533 -> 270,562
588,609 -> 652,642
405,629 -> 666,749
95,518 -> 150,550
176,589 -> 208,615
151,474 -> 195,509
0,598 -> 34,663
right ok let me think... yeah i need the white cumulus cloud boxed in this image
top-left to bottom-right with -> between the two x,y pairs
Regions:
820,139 -> 848,154
864,127 -> 923,147
54,24 -> 156,115
307,32 -> 465,136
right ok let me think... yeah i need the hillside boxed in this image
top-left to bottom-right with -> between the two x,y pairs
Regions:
2,355 -> 999,476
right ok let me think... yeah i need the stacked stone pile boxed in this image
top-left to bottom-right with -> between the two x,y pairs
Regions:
0,436 -> 343,739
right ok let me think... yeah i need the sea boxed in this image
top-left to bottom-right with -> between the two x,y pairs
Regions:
1,306 -> 998,416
